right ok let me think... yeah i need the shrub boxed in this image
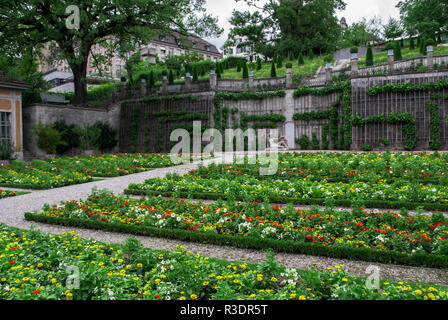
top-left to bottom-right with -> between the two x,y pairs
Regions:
324,54 -> 333,63
242,61 -> 249,79
296,135 -> 310,150
298,53 -> 304,65
0,141 -> 16,161
285,62 -> 293,69
311,133 -> 320,150
362,144 -> 373,151
270,61 -> 277,77
73,125 -> 101,151
366,44 -> 374,67
256,57 -> 262,70
32,122 -> 63,155
53,120 -> 80,155
93,122 -> 118,151
350,47 -> 358,54
394,42 -> 403,60
380,138 -> 390,146
168,70 -> 174,84
409,37 -> 415,50
384,42 -> 395,51
308,49 -> 314,60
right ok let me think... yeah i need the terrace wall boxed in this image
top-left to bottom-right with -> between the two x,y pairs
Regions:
23,69 -> 448,156
22,103 -> 121,158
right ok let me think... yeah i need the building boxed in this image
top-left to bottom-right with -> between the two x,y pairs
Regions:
141,31 -> 222,63
38,31 -> 222,80
223,36 -> 257,60
0,70 -> 30,159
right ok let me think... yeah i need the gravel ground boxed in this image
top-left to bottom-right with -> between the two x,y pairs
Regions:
0,154 -> 447,286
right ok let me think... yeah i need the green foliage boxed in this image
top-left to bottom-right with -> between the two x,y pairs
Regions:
409,37 -> 415,50
296,135 -> 310,150
130,107 -> 140,153
270,61 -> 277,77
394,42 -> 403,60
362,144 -> 373,152
298,53 -> 304,66
350,47 -> 359,54
367,78 -> 448,96
311,133 -> 320,150
0,141 -> 16,161
366,44 -> 374,67
73,125 -> 102,151
53,120 -> 80,155
294,110 -> 332,121
32,122 -> 63,155
242,61 -> 249,79
93,122 -> 118,152
256,57 -> 262,70
168,70 -> 174,85
380,138 -> 390,146
427,100 -> 441,150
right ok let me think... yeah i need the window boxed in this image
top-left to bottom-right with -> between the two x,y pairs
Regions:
0,112 -> 11,145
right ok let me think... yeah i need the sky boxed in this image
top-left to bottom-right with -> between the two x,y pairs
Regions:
203,0 -> 401,50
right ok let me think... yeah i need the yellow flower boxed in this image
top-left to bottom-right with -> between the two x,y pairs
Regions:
271,277 -> 278,282
66,293 -> 73,300
299,296 -> 307,300
125,265 -> 132,270
290,294 -> 296,299
179,296 -> 186,300
190,294 -> 198,300
203,281 -> 209,286
137,263 -> 143,268
154,279 -> 161,284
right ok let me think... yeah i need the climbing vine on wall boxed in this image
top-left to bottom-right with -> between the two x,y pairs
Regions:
427,98 -> 441,150
131,106 -> 140,153
293,81 -> 351,150
213,90 -> 286,132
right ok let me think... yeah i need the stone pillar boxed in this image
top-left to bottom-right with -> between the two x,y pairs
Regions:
248,72 -> 254,91
140,78 -> 147,96
388,50 -> 395,74
185,73 -> 192,92
286,68 -> 293,88
427,45 -> 434,71
210,70 -> 217,91
325,64 -> 333,84
162,76 -> 168,94
351,53 -> 358,77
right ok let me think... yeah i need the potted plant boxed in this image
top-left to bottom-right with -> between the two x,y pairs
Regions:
0,141 -> 16,166
32,122 -> 63,158
73,124 -> 101,155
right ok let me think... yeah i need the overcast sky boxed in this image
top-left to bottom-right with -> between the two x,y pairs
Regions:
204,0 -> 401,50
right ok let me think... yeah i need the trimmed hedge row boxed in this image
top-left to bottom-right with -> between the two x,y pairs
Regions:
124,189 -> 448,212
24,212 -> 448,268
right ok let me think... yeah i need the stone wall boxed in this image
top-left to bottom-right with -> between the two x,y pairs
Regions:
22,103 -> 121,157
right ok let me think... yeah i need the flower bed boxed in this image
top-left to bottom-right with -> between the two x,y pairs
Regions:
25,189 -> 448,267
0,161 -> 92,190
1,224 -> 446,300
0,189 -> 20,199
125,152 -> 448,211
0,153 -> 199,190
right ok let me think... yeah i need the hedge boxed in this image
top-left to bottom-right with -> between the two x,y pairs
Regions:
24,212 -> 448,268
124,189 -> 448,212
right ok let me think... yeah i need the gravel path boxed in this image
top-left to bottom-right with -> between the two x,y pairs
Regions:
0,155 -> 447,286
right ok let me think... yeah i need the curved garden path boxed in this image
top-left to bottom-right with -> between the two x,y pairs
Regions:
0,153 -> 447,286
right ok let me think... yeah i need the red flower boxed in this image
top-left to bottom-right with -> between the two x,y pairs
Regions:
32,291 -> 40,294
306,235 -> 312,240
155,295 -> 161,299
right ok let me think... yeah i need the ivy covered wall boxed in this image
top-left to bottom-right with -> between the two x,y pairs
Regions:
119,71 -> 448,153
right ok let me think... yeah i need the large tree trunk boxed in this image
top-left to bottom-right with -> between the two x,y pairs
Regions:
72,60 -> 89,106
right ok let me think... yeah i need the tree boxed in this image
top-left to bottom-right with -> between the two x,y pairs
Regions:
271,61 -> 277,77
277,55 -> 283,68
124,51 -> 142,87
149,70 -> 155,87
168,70 -> 174,84
308,49 -> 314,60
383,17 -> 404,41
242,61 -> 249,79
0,0 -> 223,105
192,66 -> 198,81
237,0 -> 346,58
298,53 -> 304,65
366,43 -> 374,66
216,63 -> 222,79
394,42 -> 403,60
397,0 -> 448,39
409,37 -> 415,50
256,56 -> 262,70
